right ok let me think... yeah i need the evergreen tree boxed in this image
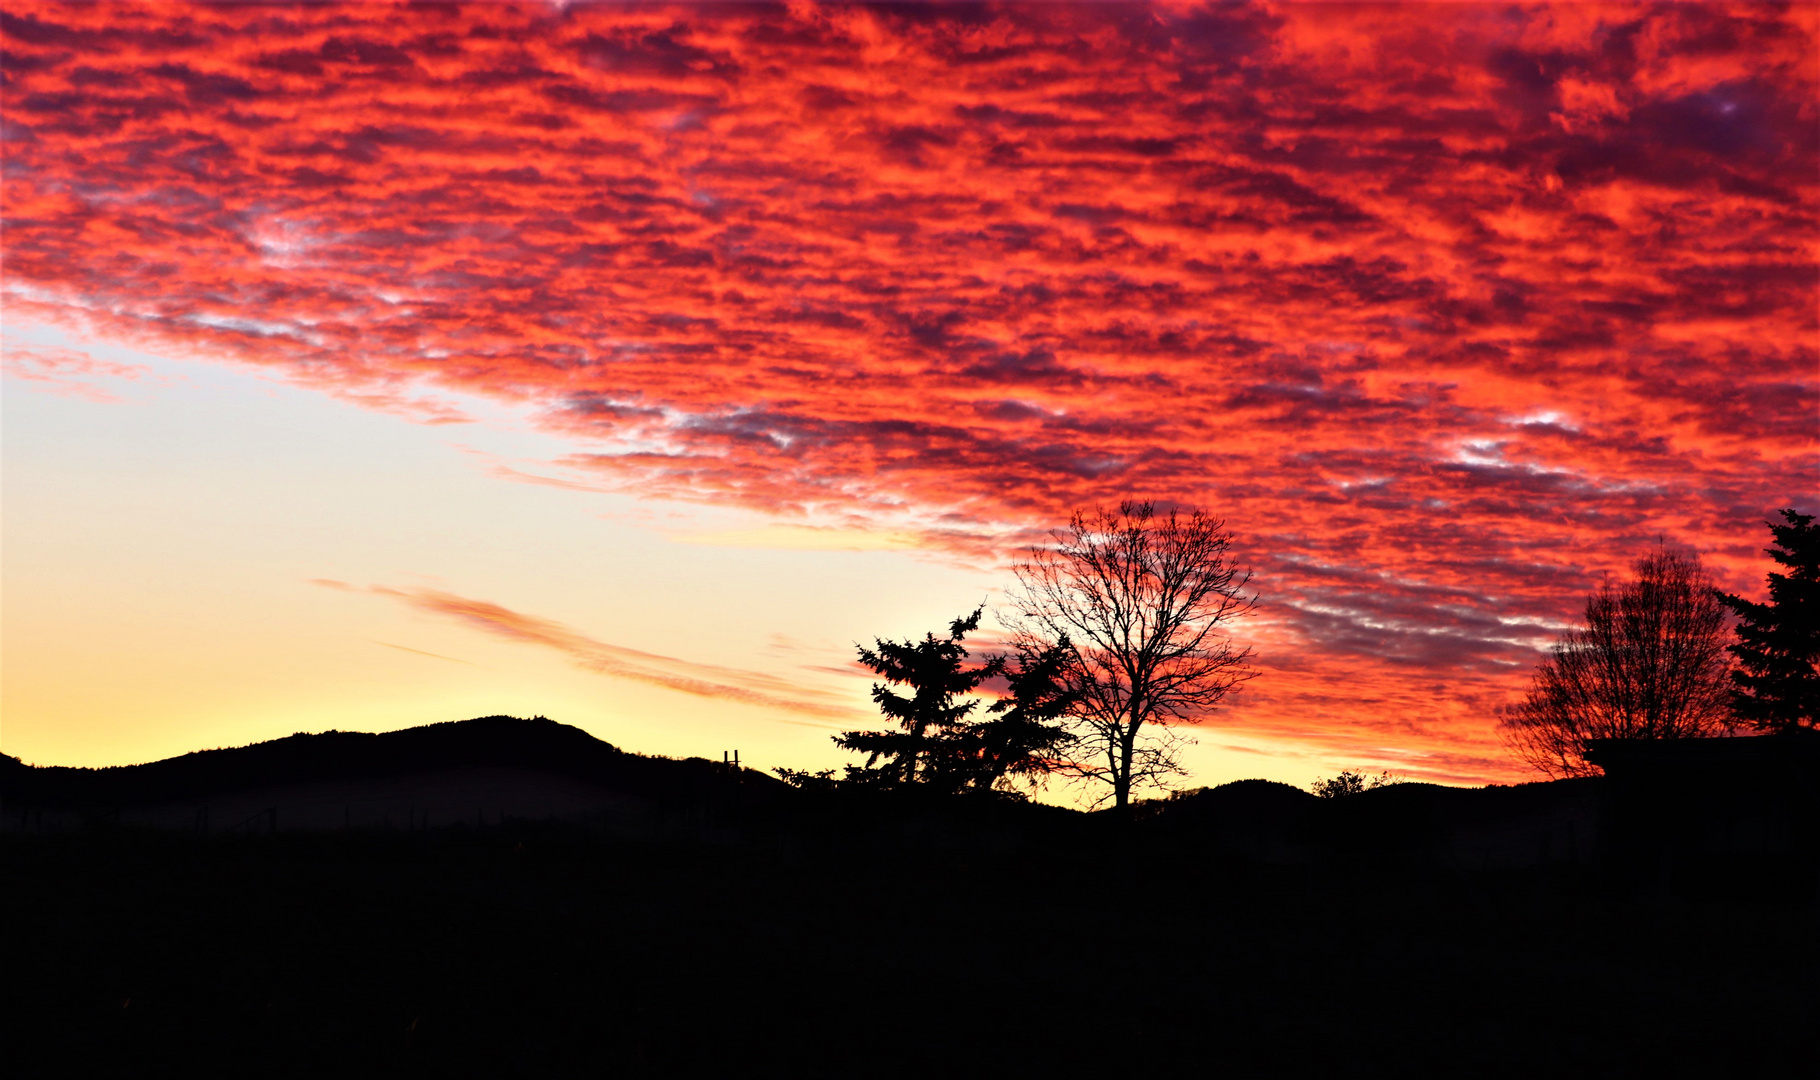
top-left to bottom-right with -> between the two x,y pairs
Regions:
1718,510 -> 1819,733
836,608 -> 1001,787
926,638 -> 1078,796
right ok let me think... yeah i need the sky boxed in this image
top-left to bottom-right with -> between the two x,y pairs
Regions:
3,1 -> 1815,797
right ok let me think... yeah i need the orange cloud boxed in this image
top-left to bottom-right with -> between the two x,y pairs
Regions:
348,583 -> 858,722
8,3 -> 1816,781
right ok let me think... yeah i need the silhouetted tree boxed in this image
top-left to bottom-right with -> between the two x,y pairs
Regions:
1717,510 -> 1818,733
1500,544 -> 1733,778
925,638 -> 1078,796
1009,501 -> 1259,809
1310,769 -> 1398,798
831,614 -> 1078,796
835,608 -> 1001,788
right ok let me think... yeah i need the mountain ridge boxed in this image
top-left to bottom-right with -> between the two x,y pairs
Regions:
1,715 -> 784,811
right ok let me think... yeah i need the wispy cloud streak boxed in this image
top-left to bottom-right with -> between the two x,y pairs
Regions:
1,344 -> 158,403
330,581 -> 858,721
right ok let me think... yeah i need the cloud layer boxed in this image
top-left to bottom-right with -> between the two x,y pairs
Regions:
6,3 -> 1815,780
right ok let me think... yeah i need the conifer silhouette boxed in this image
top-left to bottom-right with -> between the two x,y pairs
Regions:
836,608 -> 1001,787
925,638 -> 1077,795
1718,510 -> 1819,732
833,611 -> 1076,795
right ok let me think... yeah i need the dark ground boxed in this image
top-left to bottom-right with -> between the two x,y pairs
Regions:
5,815 -> 1815,1077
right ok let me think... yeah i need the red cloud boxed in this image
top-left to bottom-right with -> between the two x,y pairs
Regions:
8,3 -> 1815,781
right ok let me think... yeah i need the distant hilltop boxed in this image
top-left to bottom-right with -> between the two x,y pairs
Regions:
2,716 -> 780,834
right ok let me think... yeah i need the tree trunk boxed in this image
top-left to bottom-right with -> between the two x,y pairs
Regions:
902,721 -> 924,786
1114,724 -> 1137,808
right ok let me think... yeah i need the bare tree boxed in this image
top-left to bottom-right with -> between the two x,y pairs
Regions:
1008,501 -> 1259,809
1500,543 -> 1733,778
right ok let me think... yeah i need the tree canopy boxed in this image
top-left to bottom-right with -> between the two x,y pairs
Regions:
1500,544 -> 1732,777
1009,501 -> 1258,808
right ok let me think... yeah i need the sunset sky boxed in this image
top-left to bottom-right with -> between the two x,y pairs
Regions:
3,2 -> 1815,798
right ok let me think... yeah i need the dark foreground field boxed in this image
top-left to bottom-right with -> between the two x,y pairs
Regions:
6,817 -> 1815,1077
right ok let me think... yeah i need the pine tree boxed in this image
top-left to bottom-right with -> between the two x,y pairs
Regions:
926,638 -> 1077,796
1718,510 -> 1819,733
835,608 -> 1001,787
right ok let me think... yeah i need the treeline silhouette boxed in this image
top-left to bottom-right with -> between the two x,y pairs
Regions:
1500,510 -> 1816,775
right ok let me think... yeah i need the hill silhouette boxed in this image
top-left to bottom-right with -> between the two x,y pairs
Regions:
1138,775 -> 1610,868
5,715 -> 733,803
2,716 -> 786,834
